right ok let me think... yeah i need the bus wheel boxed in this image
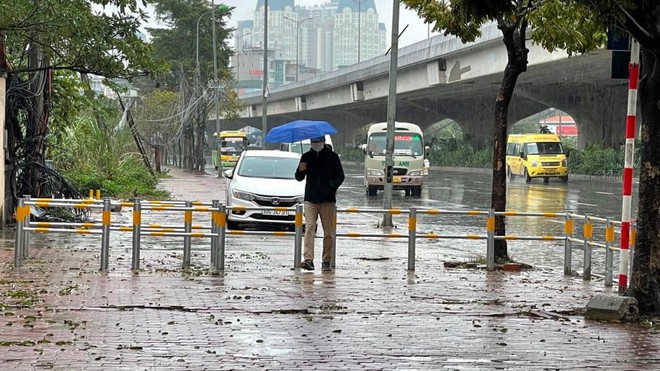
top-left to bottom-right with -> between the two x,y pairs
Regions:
524,168 -> 532,183
507,167 -> 515,181
367,186 -> 377,196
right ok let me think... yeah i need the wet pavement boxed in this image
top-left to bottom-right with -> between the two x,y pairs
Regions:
1,166 -> 659,370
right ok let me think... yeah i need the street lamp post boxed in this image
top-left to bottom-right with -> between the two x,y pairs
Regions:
194,6 -> 220,173
196,9 -> 217,75
352,0 -> 367,63
211,0 -> 222,177
262,0 -> 268,147
195,3 -> 227,176
283,16 -> 314,82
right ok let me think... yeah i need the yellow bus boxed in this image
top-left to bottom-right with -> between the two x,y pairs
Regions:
212,131 -> 249,169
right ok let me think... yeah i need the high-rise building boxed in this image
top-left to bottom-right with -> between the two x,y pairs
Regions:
300,2 -> 338,72
333,0 -> 386,69
235,0 -> 386,88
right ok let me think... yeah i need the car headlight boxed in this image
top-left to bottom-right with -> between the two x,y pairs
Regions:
562,159 -> 567,167
232,189 -> 255,201
367,169 -> 384,176
531,161 -> 538,167
295,195 -> 304,203
408,170 -> 423,176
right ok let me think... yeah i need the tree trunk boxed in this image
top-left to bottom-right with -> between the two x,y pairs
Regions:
492,22 -> 529,262
184,121 -> 193,171
627,46 -> 660,315
27,44 -> 48,164
154,145 -> 161,173
194,94 -> 206,173
177,138 -> 182,167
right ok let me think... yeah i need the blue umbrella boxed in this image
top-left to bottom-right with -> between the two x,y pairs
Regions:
264,120 -> 338,144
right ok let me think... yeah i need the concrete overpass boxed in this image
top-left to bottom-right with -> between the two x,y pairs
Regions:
216,23 -> 628,148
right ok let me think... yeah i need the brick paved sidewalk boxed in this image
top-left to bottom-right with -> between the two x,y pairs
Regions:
1,167 -> 658,370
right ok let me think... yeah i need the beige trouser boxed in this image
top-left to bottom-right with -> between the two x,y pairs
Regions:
303,201 -> 336,263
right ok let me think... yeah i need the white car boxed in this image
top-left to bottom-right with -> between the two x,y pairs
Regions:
224,150 -> 305,230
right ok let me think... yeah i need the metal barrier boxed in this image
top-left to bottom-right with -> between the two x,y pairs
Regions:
13,196 -> 635,288
14,197 -> 304,273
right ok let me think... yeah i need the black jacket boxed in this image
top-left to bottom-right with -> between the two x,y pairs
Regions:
295,146 -> 345,203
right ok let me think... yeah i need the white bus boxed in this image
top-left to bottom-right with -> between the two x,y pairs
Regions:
362,122 -> 429,196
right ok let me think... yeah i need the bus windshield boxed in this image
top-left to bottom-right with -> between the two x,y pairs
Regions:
526,142 -> 563,155
220,136 -> 247,154
367,133 -> 423,156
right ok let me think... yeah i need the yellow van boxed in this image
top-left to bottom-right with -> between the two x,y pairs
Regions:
506,133 -> 569,183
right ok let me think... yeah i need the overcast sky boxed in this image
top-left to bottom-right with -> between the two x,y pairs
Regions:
138,0 -> 436,48
213,0 -> 437,48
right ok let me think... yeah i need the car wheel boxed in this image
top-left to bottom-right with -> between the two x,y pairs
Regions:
560,175 -> 569,183
412,186 -> 422,197
524,168 -> 532,183
543,177 -> 550,183
507,167 -> 515,181
367,186 -> 377,196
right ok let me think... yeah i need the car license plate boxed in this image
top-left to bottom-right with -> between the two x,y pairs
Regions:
393,176 -> 401,183
263,210 -> 289,216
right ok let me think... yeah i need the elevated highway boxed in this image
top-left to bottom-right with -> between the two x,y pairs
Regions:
218,24 -> 628,148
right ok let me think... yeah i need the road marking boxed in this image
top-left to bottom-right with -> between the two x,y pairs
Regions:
576,202 -> 598,207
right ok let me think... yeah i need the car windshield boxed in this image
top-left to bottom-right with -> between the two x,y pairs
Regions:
527,142 -> 563,155
237,156 -> 300,179
367,133 -> 423,156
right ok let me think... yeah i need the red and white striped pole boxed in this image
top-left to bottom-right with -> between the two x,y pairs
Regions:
619,39 -> 639,295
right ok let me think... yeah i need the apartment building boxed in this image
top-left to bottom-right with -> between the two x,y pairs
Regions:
234,0 -> 387,88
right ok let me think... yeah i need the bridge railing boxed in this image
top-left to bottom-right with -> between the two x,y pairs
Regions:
13,197 -> 634,288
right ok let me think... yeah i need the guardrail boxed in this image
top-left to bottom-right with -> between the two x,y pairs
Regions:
13,197 -> 635,288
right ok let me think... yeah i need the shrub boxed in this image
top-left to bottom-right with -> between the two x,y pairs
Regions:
429,139 -> 492,168
49,104 -> 170,200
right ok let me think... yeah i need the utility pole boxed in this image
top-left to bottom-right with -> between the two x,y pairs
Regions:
261,0 -> 268,146
383,0 -> 400,228
212,0 -> 222,177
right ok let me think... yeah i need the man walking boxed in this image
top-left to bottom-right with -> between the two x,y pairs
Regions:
295,136 -> 345,271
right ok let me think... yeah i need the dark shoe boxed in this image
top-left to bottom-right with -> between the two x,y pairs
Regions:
322,261 -> 332,271
300,259 -> 315,270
